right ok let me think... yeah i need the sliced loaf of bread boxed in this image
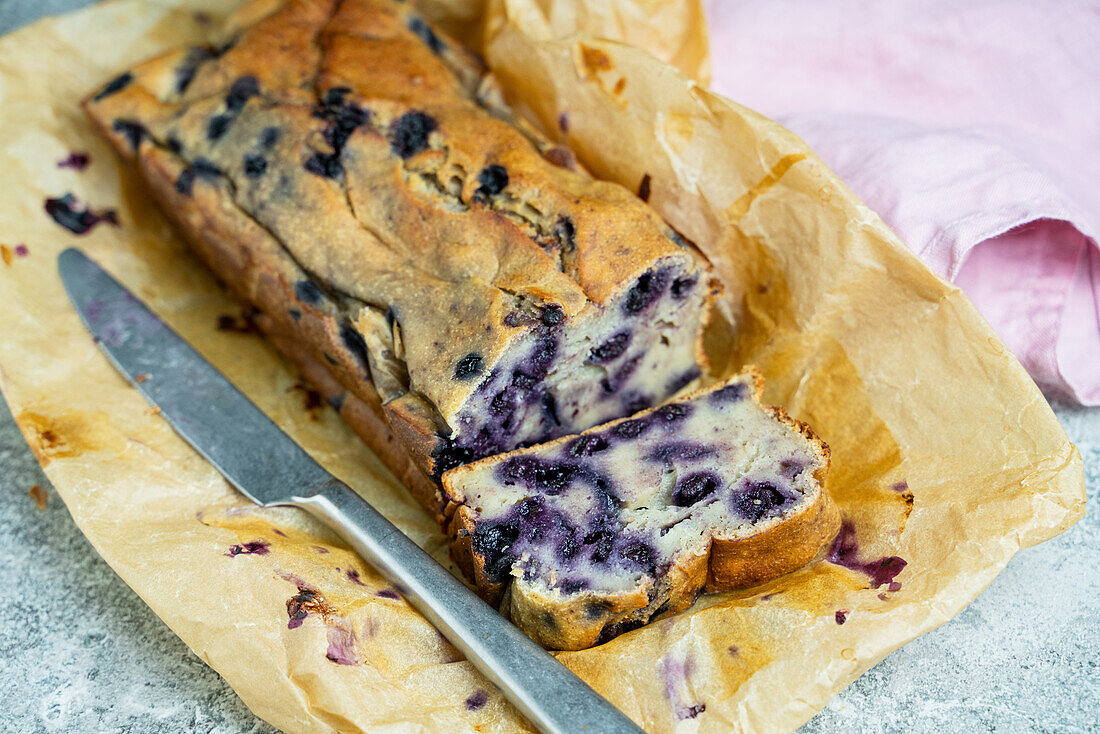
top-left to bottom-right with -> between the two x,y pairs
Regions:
442,369 -> 839,649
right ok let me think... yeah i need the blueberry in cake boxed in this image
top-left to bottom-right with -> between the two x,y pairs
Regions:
83,0 -> 716,513
443,370 -> 839,649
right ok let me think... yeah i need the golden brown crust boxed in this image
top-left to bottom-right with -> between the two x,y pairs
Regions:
706,492 -> 840,592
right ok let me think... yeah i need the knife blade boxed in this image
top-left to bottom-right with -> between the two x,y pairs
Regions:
58,247 -> 644,734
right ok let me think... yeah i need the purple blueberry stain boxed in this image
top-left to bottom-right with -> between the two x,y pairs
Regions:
553,217 -> 576,253
295,279 -> 323,304
376,589 -> 400,600
175,157 -> 223,195
225,76 -> 259,112
672,472 -> 720,506
583,528 -> 614,563
325,624 -> 357,665
557,112 -> 569,133
497,456 -> 577,493
835,610 -> 848,625
503,309 -> 533,328
612,415 -> 651,441
566,433 -> 609,457
306,87 -> 368,179
659,654 -> 705,720
312,545 -> 330,554
243,154 -> 267,177
679,704 -> 706,720
603,355 -> 641,394
44,194 -> 119,234
667,367 -> 701,394
892,480 -> 910,493
286,587 -> 317,629
14,244 -> 28,257
92,71 -> 132,102
540,303 -> 565,327
647,441 -> 714,464
475,164 -> 508,198
557,577 -> 588,593
542,392 -> 561,426
207,114 -> 231,141
655,402 -> 692,424
346,568 -> 367,586
779,459 -> 807,478
589,331 -> 631,363
207,75 -> 260,140
670,274 -> 697,299
272,528 -> 287,537
730,480 -> 790,522
617,539 -> 655,571
58,152 -> 90,170
390,110 -> 437,158
471,519 -> 520,584
225,540 -> 270,557
304,151 -> 343,179
465,690 -> 489,711
454,352 -> 483,380
827,520 -> 908,590
622,392 -> 652,414
594,617 -> 647,645
431,441 -> 476,479
174,46 -> 216,94
710,382 -> 748,404
340,324 -> 370,374
260,126 -> 281,148
407,15 -> 445,54
622,267 -> 672,315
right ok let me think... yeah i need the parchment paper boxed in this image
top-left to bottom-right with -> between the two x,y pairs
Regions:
0,0 -> 1085,732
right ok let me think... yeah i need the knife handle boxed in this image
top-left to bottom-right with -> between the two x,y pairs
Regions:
294,480 -> 645,734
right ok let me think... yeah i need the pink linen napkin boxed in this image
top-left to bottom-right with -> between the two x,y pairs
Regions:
704,0 -> 1100,404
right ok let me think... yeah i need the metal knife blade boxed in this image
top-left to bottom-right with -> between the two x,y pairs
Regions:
58,247 -> 643,734
58,247 -> 329,506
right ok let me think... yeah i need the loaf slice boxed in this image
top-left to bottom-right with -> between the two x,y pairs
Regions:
442,370 -> 839,649
82,0 -> 716,507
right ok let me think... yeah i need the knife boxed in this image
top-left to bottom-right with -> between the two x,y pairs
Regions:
58,247 -> 644,734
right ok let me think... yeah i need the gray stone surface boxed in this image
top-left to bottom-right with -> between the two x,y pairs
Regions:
3,392 -> 1095,734
1,3 -> 1097,732
0,396 -> 277,734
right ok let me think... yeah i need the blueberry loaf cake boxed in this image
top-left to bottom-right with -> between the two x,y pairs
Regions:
83,0 -> 837,648
442,370 -> 839,649
83,0 -> 716,515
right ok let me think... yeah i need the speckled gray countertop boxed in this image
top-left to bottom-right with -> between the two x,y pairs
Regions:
2,3 -> 1098,733
4,394 -> 1096,734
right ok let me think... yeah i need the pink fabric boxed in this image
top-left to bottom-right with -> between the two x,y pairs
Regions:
705,0 -> 1100,404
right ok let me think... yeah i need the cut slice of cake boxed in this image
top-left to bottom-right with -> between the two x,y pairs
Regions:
441,369 -> 839,650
